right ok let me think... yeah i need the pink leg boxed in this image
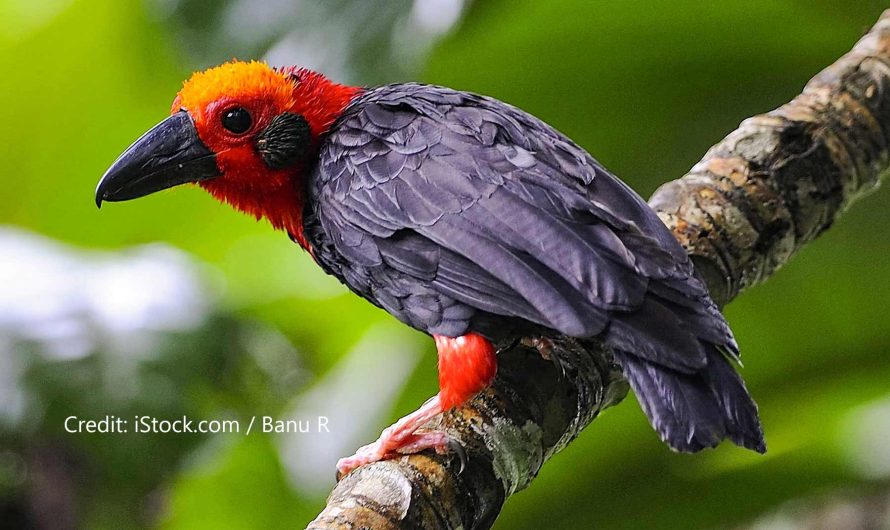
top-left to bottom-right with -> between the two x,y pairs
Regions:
336,395 -> 447,476
336,333 -> 497,477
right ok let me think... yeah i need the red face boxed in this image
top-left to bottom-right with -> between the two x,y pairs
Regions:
96,60 -> 361,246
174,61 -> 309,199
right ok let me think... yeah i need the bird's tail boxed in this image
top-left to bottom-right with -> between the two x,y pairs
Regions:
612,345 -> 765,453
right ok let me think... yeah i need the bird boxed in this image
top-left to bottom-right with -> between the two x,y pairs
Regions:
96,60 -> 765,475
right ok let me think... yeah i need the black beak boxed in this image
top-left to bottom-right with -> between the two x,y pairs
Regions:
95,110 -> 220,207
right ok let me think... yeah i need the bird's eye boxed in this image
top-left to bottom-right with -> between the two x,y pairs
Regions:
221,107 -> 252,134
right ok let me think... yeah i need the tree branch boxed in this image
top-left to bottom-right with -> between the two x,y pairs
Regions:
307,10 -> 890,530
650,13 -> 890,306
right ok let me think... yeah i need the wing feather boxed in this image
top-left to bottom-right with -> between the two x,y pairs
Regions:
305,83 -> 762,452
310,83 -> 736,361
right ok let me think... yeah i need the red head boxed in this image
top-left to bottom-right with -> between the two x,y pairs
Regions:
96,60 -> 361,248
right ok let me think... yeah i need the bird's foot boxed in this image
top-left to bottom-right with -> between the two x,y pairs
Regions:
337,332 -> 498,478
394,430 -> 452,454
335,440 -> 388,477
336,395 -> 450,477
335,429 -> 455,477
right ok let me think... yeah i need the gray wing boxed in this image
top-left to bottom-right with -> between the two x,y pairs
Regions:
310,84 -> 735,365
307,83 -> 763,453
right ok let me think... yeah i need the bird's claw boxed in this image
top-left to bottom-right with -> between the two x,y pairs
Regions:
447,435 -> 467,474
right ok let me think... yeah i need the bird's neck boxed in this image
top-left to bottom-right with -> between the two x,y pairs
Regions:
204,71 -> 363,251
202,177 -> 311,247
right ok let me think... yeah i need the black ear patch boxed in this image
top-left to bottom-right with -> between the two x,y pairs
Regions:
256,113 -> 311,169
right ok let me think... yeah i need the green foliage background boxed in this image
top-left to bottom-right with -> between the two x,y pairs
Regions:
1,1 -> 889,528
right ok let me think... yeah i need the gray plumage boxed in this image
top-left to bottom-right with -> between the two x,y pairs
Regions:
302,83 -> 765,453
